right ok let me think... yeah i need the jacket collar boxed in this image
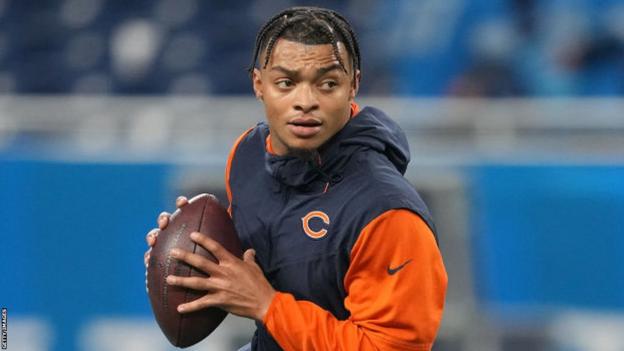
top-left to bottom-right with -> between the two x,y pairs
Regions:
263,104 -> 409,192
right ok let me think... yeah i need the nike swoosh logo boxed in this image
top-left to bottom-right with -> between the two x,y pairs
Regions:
387,259 -> 413,275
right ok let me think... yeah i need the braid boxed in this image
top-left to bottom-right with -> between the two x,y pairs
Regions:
261,18 -> 292,68
248,7 -> 362,80
314,20 -> 347,74
249,15 -> 284,73
324,15 -> 360,75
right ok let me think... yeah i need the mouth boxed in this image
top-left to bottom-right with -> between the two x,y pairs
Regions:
287,117 -> 322,138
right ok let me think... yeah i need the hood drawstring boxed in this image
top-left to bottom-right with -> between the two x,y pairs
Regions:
308,157 -> 344,194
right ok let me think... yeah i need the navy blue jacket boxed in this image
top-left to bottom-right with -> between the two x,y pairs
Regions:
227,106 -> 436,350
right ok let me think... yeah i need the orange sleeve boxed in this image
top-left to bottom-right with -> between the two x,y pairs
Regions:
263,209 -> 448,351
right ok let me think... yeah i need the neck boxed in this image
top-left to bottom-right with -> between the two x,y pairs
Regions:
286,148 -> 320,164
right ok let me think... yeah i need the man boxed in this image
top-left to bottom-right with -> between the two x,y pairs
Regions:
145,6 -> 447,350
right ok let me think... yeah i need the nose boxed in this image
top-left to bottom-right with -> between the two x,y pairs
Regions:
293,83 -> 319,113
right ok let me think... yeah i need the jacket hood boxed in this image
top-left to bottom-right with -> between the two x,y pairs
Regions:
265,106 -> 411,190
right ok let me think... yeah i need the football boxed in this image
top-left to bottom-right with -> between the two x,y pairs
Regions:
147,193 -> 243,348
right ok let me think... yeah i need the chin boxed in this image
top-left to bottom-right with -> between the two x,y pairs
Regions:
286,147 -> 319,161
284,139 -> 324,160
287,137 -> 324,151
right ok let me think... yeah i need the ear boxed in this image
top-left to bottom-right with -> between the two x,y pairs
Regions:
252,68 -> 263,100
349,69 -> 361,101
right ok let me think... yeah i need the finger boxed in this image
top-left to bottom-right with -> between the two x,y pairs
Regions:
190,232 -> 234,263
176,196 -> 189,208
145,228 -> 159,246
170,248 -> 219,274
177,295 -> 219,314
243,249 -> 256,263
157,212 -> 170,229
166,275 -> 213,291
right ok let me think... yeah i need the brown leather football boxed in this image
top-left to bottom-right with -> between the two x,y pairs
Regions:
147,193 -> 243,348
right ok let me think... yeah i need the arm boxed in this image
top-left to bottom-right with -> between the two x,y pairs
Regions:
165,211 -> 446,349
263,209 -> 448,351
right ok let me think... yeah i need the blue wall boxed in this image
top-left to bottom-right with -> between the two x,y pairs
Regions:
470,164 -> 624,312
0,159 -> 171,351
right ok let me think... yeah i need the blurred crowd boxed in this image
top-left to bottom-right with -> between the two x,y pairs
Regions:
0,0 -> 622,96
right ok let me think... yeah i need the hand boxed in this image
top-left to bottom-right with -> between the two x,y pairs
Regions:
166,232 -> 276,322
144,196 -> 189,291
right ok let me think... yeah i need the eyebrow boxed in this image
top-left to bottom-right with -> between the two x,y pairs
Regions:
270,63 -> 345,80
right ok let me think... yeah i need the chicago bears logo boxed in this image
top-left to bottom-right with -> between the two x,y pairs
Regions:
301,211 -> 330,239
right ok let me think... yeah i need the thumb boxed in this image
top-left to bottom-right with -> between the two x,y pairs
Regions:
243,249 -> 256,263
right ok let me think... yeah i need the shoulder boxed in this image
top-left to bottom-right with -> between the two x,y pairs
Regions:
351,151 -> 421,205
225,122 -> 269,206
227,122 -> 270,166
233,122 -> 269,150
337,154 -> 436,239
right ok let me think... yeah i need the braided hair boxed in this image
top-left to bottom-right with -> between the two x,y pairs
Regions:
249,7 -> 361,81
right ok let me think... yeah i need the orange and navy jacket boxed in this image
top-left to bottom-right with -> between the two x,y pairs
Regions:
226,104 -> 448,350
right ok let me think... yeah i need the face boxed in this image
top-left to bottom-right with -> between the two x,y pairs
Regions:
252,39 -> 360,156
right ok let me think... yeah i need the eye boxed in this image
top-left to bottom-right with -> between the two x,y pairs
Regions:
320,80 -> 338,90
276,79 -> 294,89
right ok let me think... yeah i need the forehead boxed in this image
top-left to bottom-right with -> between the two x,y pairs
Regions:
266,39 -> 349,70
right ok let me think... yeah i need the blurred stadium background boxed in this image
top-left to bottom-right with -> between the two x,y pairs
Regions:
1,0 -> 624,350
